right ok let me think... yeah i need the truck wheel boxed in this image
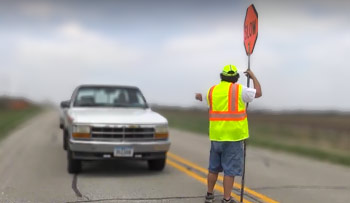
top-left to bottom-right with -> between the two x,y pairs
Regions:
67,150 -> 81,174
63,130 -> 68,151
148,158 -> 166,171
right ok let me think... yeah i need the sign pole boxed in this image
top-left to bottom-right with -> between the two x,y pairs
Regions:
242,4 -> 258,202
240,44 -> 250,203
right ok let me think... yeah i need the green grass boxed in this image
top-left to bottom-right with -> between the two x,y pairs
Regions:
0,106 -> 41,141
248,137 -> 350,166
158,108 -> 209,134
155,107 -> 350,166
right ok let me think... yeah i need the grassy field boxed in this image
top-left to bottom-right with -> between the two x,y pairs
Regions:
0,106 -> 41,141
154,107 -> 350,166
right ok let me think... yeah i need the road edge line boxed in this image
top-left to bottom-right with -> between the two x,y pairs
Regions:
168,152 -> 279,203
167,159 -> 252,203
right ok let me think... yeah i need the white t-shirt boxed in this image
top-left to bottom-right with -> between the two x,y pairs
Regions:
205,84 -> 256,104
241,86 -> 256,103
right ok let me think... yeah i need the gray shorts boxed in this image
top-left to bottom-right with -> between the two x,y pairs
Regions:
208,141 -> 244,176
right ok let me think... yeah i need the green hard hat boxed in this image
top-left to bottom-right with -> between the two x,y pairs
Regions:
222,64 -> 238,76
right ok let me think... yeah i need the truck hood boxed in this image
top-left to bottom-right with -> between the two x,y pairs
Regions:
68,107 -> 168,125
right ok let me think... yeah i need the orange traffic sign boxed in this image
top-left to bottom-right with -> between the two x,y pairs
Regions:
244,4 -> 258,55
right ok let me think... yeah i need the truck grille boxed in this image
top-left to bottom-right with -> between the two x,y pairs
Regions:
91,127 -> 155,140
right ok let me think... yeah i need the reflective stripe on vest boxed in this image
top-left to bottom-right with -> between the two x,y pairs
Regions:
209,83 -> 247,121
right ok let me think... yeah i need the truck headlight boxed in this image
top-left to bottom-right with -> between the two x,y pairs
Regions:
155,125 -> 168,139
72,125 -> 91,139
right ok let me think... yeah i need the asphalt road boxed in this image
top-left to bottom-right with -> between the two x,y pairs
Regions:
0,110 -> 349,203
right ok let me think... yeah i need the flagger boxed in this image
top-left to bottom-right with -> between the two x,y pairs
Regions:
195,64 -> 262,203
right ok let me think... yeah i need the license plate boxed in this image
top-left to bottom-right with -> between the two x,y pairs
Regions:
113,146 -> 134,157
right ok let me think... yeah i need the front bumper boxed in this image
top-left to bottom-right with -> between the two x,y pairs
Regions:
69,139 -> 170,160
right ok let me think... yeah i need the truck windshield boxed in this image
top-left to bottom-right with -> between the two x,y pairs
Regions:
73,87 -> 147,108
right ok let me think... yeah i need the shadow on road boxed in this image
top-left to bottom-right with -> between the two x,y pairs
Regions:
79,159 -> 164,177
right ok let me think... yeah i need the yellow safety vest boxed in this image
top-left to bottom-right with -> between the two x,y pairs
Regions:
207,81 -> 249,141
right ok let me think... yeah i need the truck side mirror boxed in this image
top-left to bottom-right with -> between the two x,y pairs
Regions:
60,100 -> 70,108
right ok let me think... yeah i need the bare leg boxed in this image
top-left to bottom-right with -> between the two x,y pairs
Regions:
223,175 -> 234,200
207,172 -> 218,193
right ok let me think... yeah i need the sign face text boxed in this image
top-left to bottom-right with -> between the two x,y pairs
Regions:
244,4 -> 258,55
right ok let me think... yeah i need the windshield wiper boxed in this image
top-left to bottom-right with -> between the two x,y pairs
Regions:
113,104 -> 130,107
113,104 -> 147,108
76,103 -> 97,107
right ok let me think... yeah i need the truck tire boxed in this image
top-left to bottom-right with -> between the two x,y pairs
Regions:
67,150 -> 81,174
148,158 -> 166,171
63,130 -> 68,151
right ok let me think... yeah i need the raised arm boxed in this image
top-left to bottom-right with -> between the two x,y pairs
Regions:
244,70 -> 262,98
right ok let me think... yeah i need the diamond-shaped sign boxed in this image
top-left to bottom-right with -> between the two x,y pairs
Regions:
244,4 -> 258,55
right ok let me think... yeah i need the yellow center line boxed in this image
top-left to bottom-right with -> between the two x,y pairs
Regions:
167,159 -> 252,203
168,152 -> 279,203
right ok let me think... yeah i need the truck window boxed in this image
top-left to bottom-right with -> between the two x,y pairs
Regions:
73,87 -> 147,108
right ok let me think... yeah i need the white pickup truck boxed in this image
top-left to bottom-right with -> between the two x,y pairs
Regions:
60,85 -> 170,174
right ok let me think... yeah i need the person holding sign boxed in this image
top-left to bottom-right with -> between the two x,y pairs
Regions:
195,64 -> 261,203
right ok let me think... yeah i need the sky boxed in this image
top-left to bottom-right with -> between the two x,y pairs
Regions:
0,0 -> 349,111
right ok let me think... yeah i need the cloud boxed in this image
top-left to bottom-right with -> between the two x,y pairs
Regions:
163,26 -> 247,71
156,4 -> 350,110
165,27 -> 240,53
15,22 -> 144,70
1,0 -> 349,110
17,1 -> 54,18
3,22 -> 145,102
